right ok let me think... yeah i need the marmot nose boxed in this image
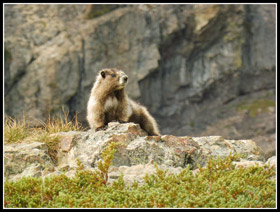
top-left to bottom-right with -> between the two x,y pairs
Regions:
123,76 -> 128,82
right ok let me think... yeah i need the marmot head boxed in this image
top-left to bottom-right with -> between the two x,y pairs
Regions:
97,68 -> 128,91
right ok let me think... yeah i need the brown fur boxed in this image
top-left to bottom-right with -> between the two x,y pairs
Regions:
87,68 -> 160,136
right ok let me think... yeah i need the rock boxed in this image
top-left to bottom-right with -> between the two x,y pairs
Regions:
232,155 -> 276,170
4,4 -> 275,162
4,142 -> 55,181
108,164 -> 183,186
192,136 -> 265,167
4,122 -> 268,184
232,160 -> 265,169
51,122 -> 201,170
265,156 -> 276,167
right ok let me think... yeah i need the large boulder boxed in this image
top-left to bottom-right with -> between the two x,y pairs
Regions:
4,122 -> 268,184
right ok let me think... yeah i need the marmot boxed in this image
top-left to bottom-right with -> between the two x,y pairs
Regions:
87,68 -> 160,136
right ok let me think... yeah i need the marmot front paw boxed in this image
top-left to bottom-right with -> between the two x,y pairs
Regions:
95,125 -> 108,132
118,120 -> 127,123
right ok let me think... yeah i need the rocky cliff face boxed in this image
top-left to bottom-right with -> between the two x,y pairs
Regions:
4,4 -> 276,157
5,122 -> 274,185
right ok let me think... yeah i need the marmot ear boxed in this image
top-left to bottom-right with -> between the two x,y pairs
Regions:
100,71 -> 106,78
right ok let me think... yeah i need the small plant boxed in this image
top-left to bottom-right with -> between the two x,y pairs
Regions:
4,115 -> 30,143
74,142 -> 122,190
97,142 -> 122,184
42,109 -> 85,134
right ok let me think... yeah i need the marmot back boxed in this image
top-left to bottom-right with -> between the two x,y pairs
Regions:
87,68 -> 160,136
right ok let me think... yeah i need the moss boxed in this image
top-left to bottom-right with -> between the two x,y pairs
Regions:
223,16 -> 244,43
190,120 -> 195,128
86,5 -> 120,19
237,99 -> 275,118
145,4 -> 154,10
49,82 -> 57,88
5,48 -> 13,63
40,20 -> 47,28
234,48 -> 243,70
4,152 -> 276,208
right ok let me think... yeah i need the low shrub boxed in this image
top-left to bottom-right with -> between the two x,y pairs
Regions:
4,145 -> 276,208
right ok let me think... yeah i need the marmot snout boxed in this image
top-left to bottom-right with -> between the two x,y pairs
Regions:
87,68 -> 160,136
118,73 -> 128,87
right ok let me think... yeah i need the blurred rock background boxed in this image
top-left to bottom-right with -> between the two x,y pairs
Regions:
4,4 -> 276,158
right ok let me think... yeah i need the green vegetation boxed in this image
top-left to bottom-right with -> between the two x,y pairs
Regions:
237,99 -> 275,118
4,148 -> 276,208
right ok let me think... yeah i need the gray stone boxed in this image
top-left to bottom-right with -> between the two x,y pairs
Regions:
265,156 -> 276,167
4,122 -> 269,184
4,142 -> 55,181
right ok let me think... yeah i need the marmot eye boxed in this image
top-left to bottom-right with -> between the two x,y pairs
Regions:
100,71 -> 106,78
111,74 -> 116,77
